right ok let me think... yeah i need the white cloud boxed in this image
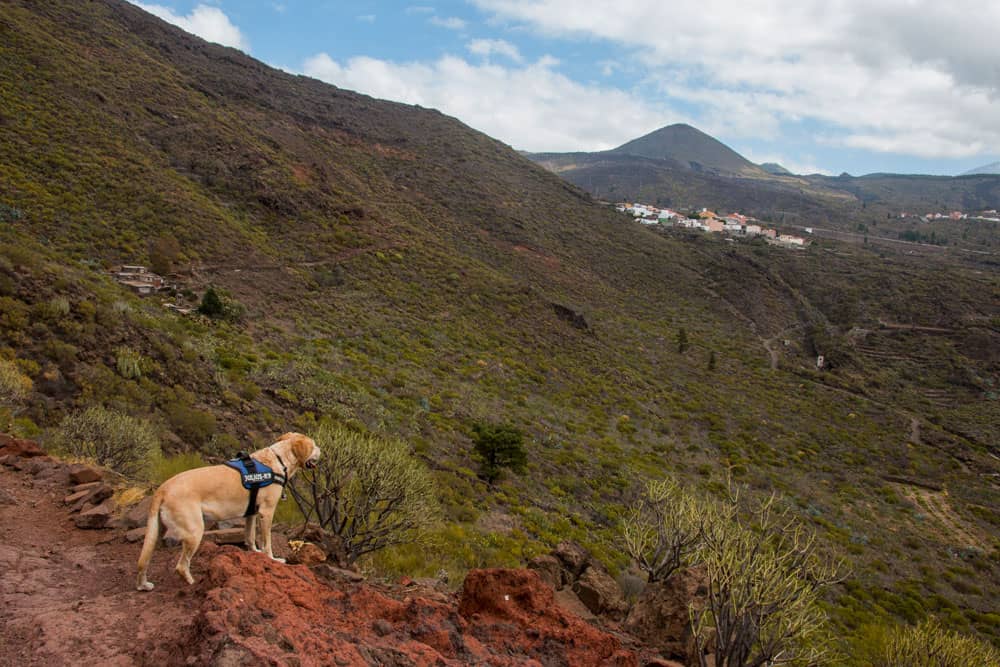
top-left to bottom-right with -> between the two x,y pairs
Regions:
429,16 -> 467,30
301,53 -> 677,152
472,0 -> 1000,159
356,14 -> 376,23
467,38 -> 523,63
131,2 -> 249,51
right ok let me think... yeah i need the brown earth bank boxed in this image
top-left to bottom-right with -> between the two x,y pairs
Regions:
0,441 -> 684,667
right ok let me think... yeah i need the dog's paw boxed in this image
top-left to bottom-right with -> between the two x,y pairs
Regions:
137,581 -> 155,592
270,556 -> 286,564
247,545 -> 262,553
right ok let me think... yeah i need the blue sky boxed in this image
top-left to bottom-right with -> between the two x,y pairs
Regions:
131,1 -> 1000,176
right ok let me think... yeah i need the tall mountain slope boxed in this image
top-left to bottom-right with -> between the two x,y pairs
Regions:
610,123 -> 767,177
0,0 -> 997,654
963,161 -> 1000,176
528,129 -> 1000,249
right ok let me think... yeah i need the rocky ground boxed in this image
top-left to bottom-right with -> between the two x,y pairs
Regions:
0,436 -> 693,666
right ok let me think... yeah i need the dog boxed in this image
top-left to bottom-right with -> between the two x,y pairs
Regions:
136,432 -> 320,591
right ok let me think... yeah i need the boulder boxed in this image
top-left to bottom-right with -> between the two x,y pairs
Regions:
71,481 -> 102,494
624,566 -> 709,663
69,484 -> 114,513
23,456 -> 58,476
574,564 -> 629,620
74,498 -> 116,529
288,542 -> 327,566
0,434 -> 45,458
203,528 -> 246,545
33,462 -> 70,485
125,526 -> 147,543
121,495 -> 153,529
314,564 -> 365,583
527,554 -> 565,590
68,464 -> 103,485
553,540 -> 590,577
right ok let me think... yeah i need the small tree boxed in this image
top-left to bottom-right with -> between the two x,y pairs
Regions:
690,491 -> 844,667
471,421 -> 527,483
677,328 -> 689,353
288,423 -> 440,565
50,406 -> 160,480
198,287 -> 224,318
622,476 -> 706,582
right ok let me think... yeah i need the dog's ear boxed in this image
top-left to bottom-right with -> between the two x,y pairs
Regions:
286,434 -> 315,464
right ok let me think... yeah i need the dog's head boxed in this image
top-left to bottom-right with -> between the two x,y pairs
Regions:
279,432 -> 321,469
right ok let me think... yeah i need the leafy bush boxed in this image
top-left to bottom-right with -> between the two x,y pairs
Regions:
164,401 -> 216,446
115,346 -> 143,379
622,476 -> 706,582
0,358 -> 32,408
471,421 -> 527,483
288,422 -> 440,564
50,406 -> 160,480
152,451 -> 207,484
862,618 -> 1000,667
690,491 -> 844,667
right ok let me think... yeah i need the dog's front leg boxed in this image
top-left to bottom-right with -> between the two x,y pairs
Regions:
245,514 -> 260,552
260,512 -> 285,563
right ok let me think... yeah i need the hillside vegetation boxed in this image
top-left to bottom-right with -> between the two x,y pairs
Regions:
0,0 -> 997,656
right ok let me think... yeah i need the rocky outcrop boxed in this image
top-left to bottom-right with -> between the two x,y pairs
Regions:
529,540 -> 629,621
0,434 -> 45,458
625,566 -> 709,664
182,549 -> 638,666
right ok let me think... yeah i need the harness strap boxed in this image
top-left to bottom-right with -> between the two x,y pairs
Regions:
229,451 -> 288,517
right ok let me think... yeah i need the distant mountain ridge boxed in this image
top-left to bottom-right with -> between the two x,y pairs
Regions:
962,161 -> 1000,176
526,124 -> 1000,230
609,123 -> 767,177
760,162 -> 793,175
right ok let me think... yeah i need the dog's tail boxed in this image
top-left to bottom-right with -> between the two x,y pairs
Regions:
135,491 -> 164,591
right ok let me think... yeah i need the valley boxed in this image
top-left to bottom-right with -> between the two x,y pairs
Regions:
0,0 -> 997,661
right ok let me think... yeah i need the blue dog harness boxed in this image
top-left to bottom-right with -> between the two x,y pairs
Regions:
224,451 -> 288,517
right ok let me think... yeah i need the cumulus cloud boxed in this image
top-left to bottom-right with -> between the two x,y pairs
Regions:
472,0 -> 1000,159
301,53 -> 677,152
467,38 -> 523,63
131,2 -> 249,51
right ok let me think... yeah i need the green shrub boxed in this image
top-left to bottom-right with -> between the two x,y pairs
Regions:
0,358 -> 32,408
164,401 -> 216,446
860,618 -> 1000,666
115,346 -> 143,379
622,476 -> 707,582
50,406 -> 160,480
288,422 -> 440,565
152,451 -> 207,484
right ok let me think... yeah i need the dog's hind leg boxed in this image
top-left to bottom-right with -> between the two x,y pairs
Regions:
245,514 -> 260,552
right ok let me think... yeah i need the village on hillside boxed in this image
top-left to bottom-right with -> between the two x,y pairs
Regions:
899,209 -> 1000,222
615,203 -> 809,248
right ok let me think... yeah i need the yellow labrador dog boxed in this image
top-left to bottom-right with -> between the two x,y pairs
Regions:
136,432 -> 320,591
